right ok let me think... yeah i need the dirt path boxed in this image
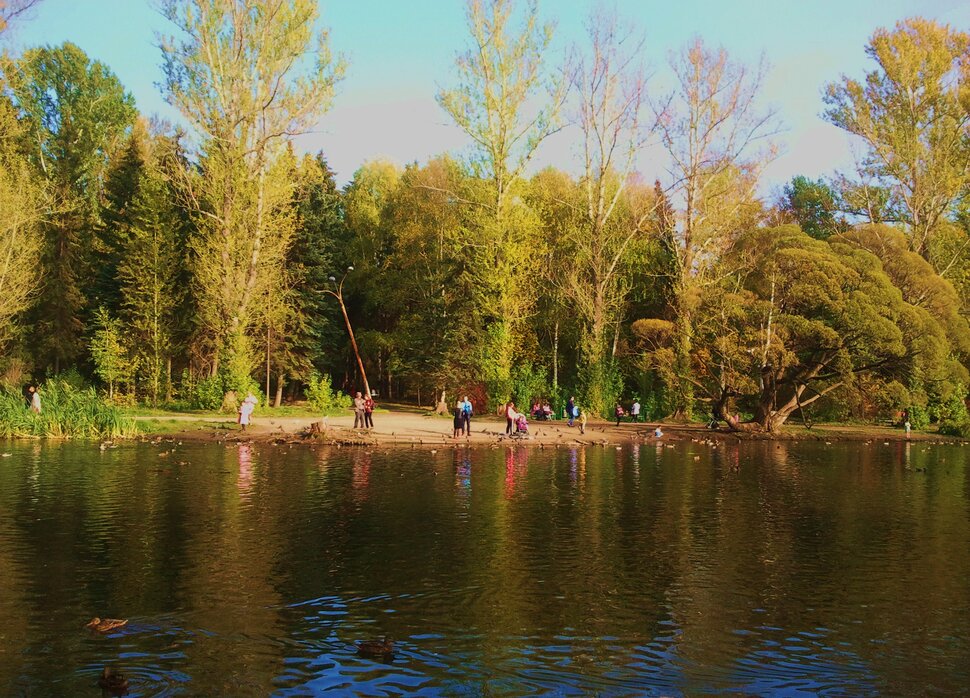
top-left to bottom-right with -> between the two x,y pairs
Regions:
139,410 -> 945,447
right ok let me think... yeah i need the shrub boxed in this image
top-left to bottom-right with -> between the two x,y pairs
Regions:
306,372 -> 351,413
907,404 -> 930,430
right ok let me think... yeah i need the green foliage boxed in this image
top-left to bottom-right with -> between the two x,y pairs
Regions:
90,307 -> 135,398
305,372 -> 351,413
511,361 -> 548,413
0,378 -> 137,439
908,405 -> 930,430
7,41 -> 136,371
781,176 -> 843,240
578,359 -> 623,418
185,374 -> 224,411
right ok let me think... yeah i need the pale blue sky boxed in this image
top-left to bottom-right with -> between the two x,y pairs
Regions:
6,0 -> 969,192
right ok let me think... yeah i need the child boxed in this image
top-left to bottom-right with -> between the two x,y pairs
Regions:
614,403 -> 625,426
516,413 -> 529,435
654,424 -> 664,438
579,408 -> 587,434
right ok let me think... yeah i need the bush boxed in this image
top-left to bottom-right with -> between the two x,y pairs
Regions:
306,372 -> 351,413
907,404 -> 930,430
188,374 -> 224,411
0,378 -> 137,439
939,421 -> 970,438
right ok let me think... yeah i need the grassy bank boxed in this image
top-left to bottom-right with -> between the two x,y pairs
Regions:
0,380 -> 138,439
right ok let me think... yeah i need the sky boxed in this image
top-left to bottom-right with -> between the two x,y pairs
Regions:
5,0 -> 970,193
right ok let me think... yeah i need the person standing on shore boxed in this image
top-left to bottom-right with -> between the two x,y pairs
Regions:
353,392 -> 366,429
579,408 -> 587,434
460,395 -> 473,436
238,393 -> 257,431
364,394 -> 375,429
29,386 -> 41,414
567,396 -> 576,426
505,401 -> 517,435
631,399 -> 641,422
453,399 -> 464,439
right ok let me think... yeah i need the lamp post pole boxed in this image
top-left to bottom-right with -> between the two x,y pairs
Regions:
325,267 -> 371,398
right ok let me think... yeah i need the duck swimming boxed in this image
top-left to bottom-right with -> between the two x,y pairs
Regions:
86,617 -> 128,633
356,636 -> 394,661
98,667 -> 129,695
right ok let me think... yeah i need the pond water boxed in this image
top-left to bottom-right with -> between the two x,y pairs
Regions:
0,438 -> 968,696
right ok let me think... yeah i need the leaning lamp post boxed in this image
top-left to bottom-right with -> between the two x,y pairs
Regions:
324,266 -> 372,399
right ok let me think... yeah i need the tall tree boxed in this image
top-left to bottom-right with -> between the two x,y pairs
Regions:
6,42 -> 136,371
159,0 -> 344,389
824,18 -> 970,260
437,0 -> 566,403
0,94 -> 42,350
569,9 -> 656,414
115,131 -> 187,405
652,37 -> 777,417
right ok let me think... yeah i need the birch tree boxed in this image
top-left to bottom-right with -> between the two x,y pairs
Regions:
437,0 -> 566,402
824,18 -> 970,260
569,10 -> 658,414
159,0 -> 344,387
653,37 -> 778,417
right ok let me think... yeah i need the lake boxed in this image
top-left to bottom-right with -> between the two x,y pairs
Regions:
0,438 -> 967,696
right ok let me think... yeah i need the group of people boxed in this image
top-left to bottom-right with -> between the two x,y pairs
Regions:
565,396 -> 588,433
530,401 -> 554,420
613,399 -> 642,425
353,391 -> 376,429
452,396 -> 474,438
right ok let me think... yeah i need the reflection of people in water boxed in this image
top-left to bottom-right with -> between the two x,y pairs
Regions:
237,443 -> 253,495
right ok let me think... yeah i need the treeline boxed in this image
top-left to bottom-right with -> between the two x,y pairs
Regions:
1,1 -> 969,433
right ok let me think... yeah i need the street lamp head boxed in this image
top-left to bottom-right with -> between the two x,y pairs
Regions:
347,265 -> 354,272
328,275 -> 336,282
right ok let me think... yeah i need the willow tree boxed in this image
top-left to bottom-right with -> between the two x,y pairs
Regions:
824,18 -> 970,260
437,0 -> 566,402
160,0 -> 344,387
568,10 -> 657,414
653,37 -> 777,418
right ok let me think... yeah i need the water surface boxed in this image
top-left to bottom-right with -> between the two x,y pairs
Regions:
0,438 -> 967,695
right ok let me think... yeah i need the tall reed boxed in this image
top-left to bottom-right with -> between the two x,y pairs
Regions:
0,379 -> 138,439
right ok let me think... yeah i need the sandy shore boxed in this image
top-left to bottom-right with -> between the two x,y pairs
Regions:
140,409 -> 950,447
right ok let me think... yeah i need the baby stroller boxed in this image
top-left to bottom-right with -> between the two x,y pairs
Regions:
514,413 -> 529,437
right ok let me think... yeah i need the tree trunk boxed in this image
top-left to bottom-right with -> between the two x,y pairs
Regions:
552,319 -> 559,393
274,372 -> 284,408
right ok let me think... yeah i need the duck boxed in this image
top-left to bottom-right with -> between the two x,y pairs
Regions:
356,636 -> 394,660
98,667 -> 129,695
86,617 -> 128,633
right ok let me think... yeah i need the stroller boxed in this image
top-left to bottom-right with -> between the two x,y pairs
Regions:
514,413 -> 529,437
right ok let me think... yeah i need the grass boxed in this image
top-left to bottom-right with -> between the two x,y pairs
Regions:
0,380 -> 139,439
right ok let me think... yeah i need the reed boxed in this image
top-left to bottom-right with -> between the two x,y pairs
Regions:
0,379 -> 139,439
